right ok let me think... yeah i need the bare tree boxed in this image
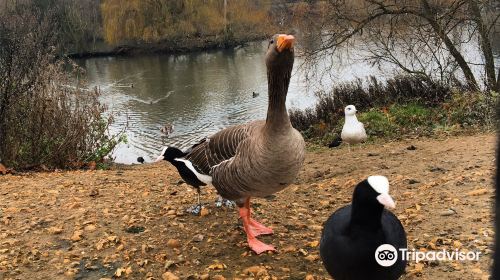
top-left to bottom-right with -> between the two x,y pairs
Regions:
303,0 -> 500,92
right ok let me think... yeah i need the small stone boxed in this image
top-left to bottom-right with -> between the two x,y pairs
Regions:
193,234 -> 204,242
440,209 -> 456,216
162,272 -> 180,280
467,189 -> 489,196
89,188 -> 99,197
167,239 -> 180,248
200,274 -> 210,280
48,227 -> 63,234
85,224 -> 96,232
212,275 -> 225,280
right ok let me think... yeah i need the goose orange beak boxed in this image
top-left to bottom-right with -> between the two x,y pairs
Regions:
276,34 -> 295,52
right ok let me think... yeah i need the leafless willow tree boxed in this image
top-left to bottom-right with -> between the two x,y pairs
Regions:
302,0 -> 500,91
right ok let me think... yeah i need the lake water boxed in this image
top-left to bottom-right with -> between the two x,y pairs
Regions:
78,39 -> 500,164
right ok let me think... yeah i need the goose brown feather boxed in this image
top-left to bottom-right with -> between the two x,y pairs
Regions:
184,123 -> 254,175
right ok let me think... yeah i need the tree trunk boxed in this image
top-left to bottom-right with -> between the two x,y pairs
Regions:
469,0 -> 497,91
420,0 -> 479,90
224,0 -> 227,34
497,66 -> 500,92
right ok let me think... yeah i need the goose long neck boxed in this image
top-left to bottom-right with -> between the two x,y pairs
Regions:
265,67 -> 292,131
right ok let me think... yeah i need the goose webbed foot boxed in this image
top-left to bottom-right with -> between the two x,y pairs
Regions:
215,196 -> 236,208
239,197 -> 276,254
247,236 -> 276,255
248,218 -> 274,236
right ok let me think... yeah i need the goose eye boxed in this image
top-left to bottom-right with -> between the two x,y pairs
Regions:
269,39 -> 274,44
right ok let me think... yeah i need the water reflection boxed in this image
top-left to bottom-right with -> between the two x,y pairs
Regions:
79,42 -> 318,163
78,36 -> 499,164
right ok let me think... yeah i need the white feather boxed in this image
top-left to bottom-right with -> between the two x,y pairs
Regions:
174,158 -> 212,185
367,175 -> 389,194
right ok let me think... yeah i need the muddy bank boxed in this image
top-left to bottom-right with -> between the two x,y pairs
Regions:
0,134 -> 495,279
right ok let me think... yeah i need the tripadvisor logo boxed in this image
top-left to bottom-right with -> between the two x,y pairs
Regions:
375,244 -> 398,267
375,244 -> 481,266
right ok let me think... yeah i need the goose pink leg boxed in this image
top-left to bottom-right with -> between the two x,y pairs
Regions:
239,198 -> 275,254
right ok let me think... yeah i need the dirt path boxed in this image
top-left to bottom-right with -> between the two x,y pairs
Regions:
0,134 -> 496,280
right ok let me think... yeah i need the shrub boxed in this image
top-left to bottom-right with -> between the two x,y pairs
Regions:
0,7 -> 123,169
358,109 -> 398,137
289,75 -> 453,132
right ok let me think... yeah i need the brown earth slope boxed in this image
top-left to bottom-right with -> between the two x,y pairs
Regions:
0,134 -> 495,280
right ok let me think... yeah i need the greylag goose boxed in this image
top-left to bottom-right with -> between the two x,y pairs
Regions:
320,176 -> 407,280
156,34 -> 304,254
341,105 -> 367,151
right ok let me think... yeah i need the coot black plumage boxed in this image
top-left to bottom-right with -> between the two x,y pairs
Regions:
320,176 -> 407,280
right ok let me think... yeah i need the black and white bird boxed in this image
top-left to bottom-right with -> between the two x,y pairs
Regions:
341,105 -> 367,152
320,176 -> 407,280
156,147 -> 212,214
155,146 -> 231,214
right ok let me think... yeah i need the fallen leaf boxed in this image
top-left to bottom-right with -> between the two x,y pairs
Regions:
200,207 -> 209,217
208,263 -> 226,270
308,241 -> 319,248
71,230 -> 83,242
305,254 -> 319,261
243,265 -> 267,276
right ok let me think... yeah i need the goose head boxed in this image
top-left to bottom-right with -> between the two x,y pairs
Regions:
344,105 -> 357,117
265,34 -> 295,74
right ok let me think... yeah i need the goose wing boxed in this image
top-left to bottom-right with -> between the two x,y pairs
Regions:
184,121 -> 260,175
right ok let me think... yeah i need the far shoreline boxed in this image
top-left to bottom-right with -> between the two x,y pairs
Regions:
66,35 -> 270,59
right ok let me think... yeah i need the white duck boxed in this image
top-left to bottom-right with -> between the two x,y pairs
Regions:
341,105 -> 367,151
